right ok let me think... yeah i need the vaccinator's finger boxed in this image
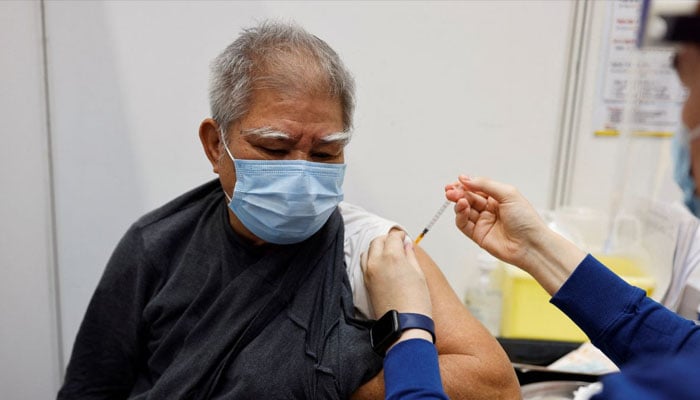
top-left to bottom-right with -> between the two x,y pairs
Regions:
459,176 -> 520,205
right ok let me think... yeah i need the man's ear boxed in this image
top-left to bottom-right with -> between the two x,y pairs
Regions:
199,118 -> 224,174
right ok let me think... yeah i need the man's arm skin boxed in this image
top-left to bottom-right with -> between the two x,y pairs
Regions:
352,246 -> 521,399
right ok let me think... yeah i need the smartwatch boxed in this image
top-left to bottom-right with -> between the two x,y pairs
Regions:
370,310 -> 436,356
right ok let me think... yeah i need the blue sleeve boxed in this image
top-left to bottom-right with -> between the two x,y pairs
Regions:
383,339 -> 448,400
551,254 -> 700,365
591,348 -> 700,400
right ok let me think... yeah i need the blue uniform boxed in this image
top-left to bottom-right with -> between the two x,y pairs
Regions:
382,254 -> 700,399
552,254 -> 700,400
384,339 -> 448,400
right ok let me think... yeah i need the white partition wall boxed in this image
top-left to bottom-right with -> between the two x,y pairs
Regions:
0,1 -> 61,399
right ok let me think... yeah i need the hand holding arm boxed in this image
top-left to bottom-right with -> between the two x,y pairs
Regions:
361,229 -> 434,347
445,175 -> 587,295
355,228 -> 520,399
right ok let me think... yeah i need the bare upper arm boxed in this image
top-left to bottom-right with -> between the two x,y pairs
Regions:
356,228 -> 520,399
414,245 -> 520,399
413,246 -> 491,354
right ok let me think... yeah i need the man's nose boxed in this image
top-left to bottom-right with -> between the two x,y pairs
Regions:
287,150 -> 311,161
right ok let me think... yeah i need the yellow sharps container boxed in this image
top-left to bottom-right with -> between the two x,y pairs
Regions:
498,255 -> 655,342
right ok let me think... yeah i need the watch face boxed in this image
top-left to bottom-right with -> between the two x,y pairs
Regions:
370,310 -> 401,355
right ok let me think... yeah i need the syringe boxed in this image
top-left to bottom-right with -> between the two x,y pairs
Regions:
414,200 -> 451,244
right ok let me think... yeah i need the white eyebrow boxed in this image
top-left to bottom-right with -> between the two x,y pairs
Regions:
241,126 -> 352,145
320,131 -> 352,145
240,127 -> 290,140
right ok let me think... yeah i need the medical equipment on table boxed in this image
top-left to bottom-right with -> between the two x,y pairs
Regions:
414,200 -> 451,244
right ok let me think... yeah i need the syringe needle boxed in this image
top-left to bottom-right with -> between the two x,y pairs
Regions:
414,200 -> 451,244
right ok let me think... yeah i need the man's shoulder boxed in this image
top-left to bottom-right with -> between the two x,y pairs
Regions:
339,201 -> 408,253
124,180 -> 223,253
339,202 -> 402,238
106,180 -> 223,284
133,179 -> 222,230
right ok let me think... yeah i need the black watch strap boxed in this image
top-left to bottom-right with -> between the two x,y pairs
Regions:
399,312 -> 436,343
370,310 -> 436,356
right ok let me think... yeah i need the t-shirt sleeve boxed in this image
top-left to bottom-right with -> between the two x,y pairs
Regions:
551,254 -> 700,366
58,225 -> 159,399
339,202 -> 406,319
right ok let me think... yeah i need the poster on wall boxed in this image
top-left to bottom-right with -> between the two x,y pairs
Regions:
593,0 -> 686,138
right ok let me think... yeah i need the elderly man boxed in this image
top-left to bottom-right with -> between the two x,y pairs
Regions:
58,21 -> 518,399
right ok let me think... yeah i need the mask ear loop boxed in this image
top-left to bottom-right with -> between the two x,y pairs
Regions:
220,126 -> 235,203
220,126 -> 237,163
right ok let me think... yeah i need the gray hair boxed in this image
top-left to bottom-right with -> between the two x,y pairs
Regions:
209,20 -> 356,136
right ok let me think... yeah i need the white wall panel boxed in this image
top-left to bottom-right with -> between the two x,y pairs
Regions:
0,1 -> 61,398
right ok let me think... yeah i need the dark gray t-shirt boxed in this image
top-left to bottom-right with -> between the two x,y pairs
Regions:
58,179 -> 382,399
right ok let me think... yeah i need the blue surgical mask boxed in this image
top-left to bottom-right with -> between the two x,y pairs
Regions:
672,124 -> 700,216
220,130 -> 346,244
